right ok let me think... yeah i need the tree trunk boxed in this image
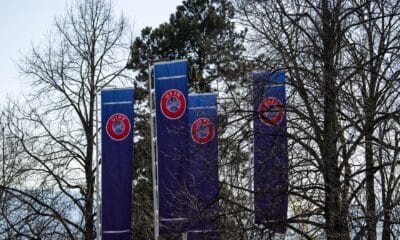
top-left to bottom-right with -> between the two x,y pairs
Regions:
84,91 -> 96,240
381,206 -> 391,240
321,1 -> 349,239
84,145 -> 95,240
365,3 -> 378,236
365,125 -> 377,240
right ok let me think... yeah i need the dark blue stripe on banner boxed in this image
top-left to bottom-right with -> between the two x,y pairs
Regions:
155,60 -> 189,234
101,88 -> 134,240
253,71 -> 288,234
187,93 -> 219,239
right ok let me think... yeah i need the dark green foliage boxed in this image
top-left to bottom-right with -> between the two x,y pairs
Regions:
132,115 -> 153,239
128,1 -> 247,238
129,0 -> 245,92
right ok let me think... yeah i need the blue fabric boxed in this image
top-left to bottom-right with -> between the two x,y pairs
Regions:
253,71 -> 288,234
101,88 -> 134,240
187,93 -> 219,238
155,60 -> 189,234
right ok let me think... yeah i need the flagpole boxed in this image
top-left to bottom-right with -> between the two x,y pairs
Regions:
95,91 -> 102,240
149,61 -> 159,240
249,77 -> 255,239
1,118 -> 5,186
249,122 -> 255,239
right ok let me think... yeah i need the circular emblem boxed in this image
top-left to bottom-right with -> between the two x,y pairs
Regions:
106,113 -> 131,141
160,89 -> 186,119
191,118 -> 215,144
258,97 -> 284,125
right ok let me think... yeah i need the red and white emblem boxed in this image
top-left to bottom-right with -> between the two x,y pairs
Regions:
258,97 -> 284,125
160,89 -> 186,119
191,118 -> 215,144
106,113 -> 131,141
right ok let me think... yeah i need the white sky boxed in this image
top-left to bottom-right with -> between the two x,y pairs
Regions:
0,0 -> 182,102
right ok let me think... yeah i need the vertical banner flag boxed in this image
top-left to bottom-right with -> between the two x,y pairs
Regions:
101,88 -> 134,240
253,71 -> 288,233
187,93 -> 219,240
155,60 -> 189,234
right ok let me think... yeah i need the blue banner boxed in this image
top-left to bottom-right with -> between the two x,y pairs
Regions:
187,93 -> 219,239
155,60 -> 189,234
253,71 -> 288,234
101,88 -> 134,240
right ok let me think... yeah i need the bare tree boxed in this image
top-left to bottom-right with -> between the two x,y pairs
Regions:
343,1 -> 400,239
376,118 -> 400,240
236,1 -> 353,238
1,0 -> 130,239
235,0 -> 400,239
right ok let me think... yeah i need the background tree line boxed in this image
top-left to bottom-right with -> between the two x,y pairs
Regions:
1,0 -> 400,239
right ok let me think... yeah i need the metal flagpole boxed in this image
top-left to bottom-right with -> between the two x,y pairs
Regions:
149,61 -> 159,240
95,91 -> 102,240
249,122 -> 255,239
1,115 -> 4,204
249,79 -> 255,239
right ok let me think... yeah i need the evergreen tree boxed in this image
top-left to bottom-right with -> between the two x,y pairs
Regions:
127,0 -> 246,238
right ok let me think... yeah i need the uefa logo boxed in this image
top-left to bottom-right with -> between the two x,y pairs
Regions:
191,118 -> 215,144
106,113 -> 131,141
160,89 -> 186,119
258,97 -> 284,125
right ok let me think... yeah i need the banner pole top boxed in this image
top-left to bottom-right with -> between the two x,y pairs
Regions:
153,59 -> 188,66
101,87 -> 134,92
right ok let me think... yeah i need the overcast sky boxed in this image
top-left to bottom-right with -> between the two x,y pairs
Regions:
0,0 -> 182,102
